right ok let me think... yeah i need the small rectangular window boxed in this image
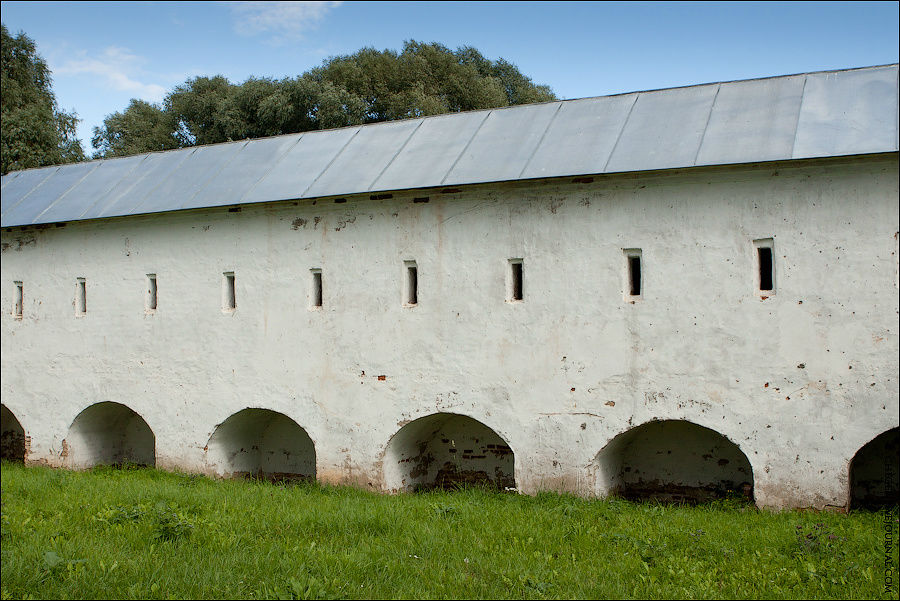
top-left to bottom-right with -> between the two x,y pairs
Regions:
14,281 -> 23,318
310,269 -> 323,308
75,277 -> 87,316
222,272 -> 236,311
624,249 -> 642,300
754,239 -> 775,294
146,274 -> 158,312
404,261 -> 418,306
508,259 -> 524,302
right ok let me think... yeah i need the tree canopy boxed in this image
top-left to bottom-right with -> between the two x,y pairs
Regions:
1,24 -> 85,175
92,41 -> 556,158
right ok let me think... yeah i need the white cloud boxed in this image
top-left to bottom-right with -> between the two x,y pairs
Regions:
230,1 -> 342,43
54,46 -> 168,102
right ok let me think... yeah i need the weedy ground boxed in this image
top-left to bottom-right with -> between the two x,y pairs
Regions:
1,461 -> 896,599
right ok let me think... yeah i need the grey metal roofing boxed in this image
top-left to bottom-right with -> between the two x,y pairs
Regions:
2,64 -> 897,228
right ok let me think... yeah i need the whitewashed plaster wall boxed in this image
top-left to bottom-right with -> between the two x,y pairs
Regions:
1,154 -> 897,509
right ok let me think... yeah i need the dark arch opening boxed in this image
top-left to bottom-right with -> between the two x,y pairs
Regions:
384,412 -> 515,492
66,402 -> 155,468
596,420 -> 754,504
205,409 -> 316,482
849,428 -> 899,510
1,405 -> 26,463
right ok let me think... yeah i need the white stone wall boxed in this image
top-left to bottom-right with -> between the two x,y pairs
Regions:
2,154 -> 897,508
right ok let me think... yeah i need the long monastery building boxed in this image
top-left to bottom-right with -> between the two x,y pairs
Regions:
2,64 -> 898,509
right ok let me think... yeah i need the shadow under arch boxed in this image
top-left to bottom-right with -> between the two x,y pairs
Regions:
383,412 -> 515,492
1,405 -> 26,463
66,402 -> 155,468
849,427 -> 899,509
595,419 -> 754,504
205,408 -> 316,482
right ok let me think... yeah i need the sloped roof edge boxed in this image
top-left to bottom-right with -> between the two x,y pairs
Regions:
2,63 -> 897,227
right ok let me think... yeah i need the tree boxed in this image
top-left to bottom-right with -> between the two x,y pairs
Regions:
1,24 -> 84,175
92,40 -> 556,158
91,99 -> 179,158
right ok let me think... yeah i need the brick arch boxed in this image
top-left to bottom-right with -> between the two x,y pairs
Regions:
595,419 -> 754,503
383,412 -> 515,492
849,427 -> 899,509
205,408 -> 316,482
65,402 -> 155,468
1,404 -> 26,463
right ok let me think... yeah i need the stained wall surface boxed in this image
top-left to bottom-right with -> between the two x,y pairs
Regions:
1,154 -> 897,508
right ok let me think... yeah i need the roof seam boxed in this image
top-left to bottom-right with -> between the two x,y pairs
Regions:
1,167 -> 57,218
76,155 -> 150,220
789,75 -> 810,159
602,94 -> 640,173
178,141 -> 250,210
123,147 -> 198,217
368,119 -> 425,191
94,153 -> 182,218
300,127 -> 362,198
517,102 -> 564,179
692,84 -> 722,166
440,111 -> 492,186
30,163 -> 101,224
239,135 -> 305,203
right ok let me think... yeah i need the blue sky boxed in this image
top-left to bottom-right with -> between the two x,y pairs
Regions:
2,1 -> 898,157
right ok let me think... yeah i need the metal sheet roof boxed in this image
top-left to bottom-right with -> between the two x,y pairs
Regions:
3,64 -> 897,228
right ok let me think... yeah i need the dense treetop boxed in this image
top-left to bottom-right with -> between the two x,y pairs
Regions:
0,34 -> 556,170
92,41 -> 557,158
1,24 -> 85,175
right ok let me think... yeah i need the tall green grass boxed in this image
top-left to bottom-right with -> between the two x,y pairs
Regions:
1,462 -> 896,599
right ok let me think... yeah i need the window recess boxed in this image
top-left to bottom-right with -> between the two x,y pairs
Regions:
14,281 -> 23,318
624,249 -> 643,301
75,278 -> 87,316
507,258 -> 524,302
222,272 -> 236,311
310,269 -> 323,309
753,239 -> 775,296
403,261 -> 418,306
146,274 -> 158,312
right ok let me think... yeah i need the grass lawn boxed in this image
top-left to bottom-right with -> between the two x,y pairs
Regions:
1,461 -> 896,599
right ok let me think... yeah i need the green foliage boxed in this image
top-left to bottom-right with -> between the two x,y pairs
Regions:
2,461 -> 895,599
1,23 -> 85,174
92,40 -> 557,158
150,503 -> 195,543
89,99 -> 179,158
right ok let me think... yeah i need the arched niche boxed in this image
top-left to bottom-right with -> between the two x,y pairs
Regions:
595,419 -> 753,503
383,412 -> 515,492
1,405 -> 26,463
849,427 -> 899,509
66,402 -> 155,468
205,408 -> 316,482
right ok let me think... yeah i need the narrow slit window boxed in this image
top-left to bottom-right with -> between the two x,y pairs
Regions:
223,272 -> 236,311
76,277 -> 87,316
508,259 -> 524,301
14,281 -> 23,318
404,261 -> 418,306
758,248 -> 773,290
754,239 -> 775,294
146,274 -> 157,311
310,269 -> 323,308
624,249 -> 643,299
629,257 -> 641,295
